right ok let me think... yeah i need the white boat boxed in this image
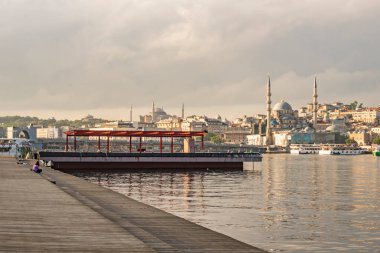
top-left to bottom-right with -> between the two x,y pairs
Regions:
0,138 -> 32,158
319,145 -> 365,155
290,144 -> 320,154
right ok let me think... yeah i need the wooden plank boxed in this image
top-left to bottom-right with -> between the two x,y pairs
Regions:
0,158 -> 267,252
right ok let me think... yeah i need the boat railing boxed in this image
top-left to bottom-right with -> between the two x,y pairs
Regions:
39,151 -> 262,159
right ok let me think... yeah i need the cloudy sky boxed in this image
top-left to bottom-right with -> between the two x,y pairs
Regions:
0,0 -> 379,120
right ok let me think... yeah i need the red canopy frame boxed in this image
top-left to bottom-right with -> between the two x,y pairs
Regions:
64,130 -> 205,153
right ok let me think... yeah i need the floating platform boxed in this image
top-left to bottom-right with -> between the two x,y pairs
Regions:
38,151 -> 262,171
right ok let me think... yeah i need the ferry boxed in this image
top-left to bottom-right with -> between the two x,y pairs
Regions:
319,145 -> 365,155
0,138 -> 31,158
290,144 -> 320,154
372,144 -> 380,157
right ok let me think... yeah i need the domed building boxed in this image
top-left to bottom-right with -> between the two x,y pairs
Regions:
272,100 -> 293,114
271,100 -> 298,129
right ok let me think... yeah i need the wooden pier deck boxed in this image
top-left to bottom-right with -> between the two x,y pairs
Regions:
0,158 -> 267,252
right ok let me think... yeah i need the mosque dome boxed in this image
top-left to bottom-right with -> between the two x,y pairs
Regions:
326,124 -> 339,132
282,115 -> 296,120
273,100 -> 293,111
303,126 -> 314,133
154,107 -> 167,116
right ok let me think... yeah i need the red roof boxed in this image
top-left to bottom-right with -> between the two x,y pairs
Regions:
65,130 -> 205,138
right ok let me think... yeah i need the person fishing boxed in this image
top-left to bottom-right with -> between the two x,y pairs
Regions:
32,161 -> 42,173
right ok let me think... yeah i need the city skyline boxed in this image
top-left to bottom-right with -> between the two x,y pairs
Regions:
1,1 -> 379,120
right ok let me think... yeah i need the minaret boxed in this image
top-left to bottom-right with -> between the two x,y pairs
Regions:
266,76 -> 272,146
313,77 -> 318,130
181,103 -> 185,120
152,101 -> 155,123
130,105 -> 133,122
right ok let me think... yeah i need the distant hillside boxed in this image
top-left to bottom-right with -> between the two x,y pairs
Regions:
0,115 -> 106,128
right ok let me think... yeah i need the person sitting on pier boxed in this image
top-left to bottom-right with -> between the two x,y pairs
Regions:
32,161 -> 42,174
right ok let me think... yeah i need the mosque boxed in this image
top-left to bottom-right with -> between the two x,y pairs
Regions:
254,76 -> 337,147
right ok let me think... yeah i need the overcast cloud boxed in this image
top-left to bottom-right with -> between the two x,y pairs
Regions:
0,0 -> 379,120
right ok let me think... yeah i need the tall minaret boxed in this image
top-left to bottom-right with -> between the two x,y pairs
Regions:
181,103 -> 185,120
266,76 -> 272,146
152,101 -> 155,123
130,105 -> 133,122
313,77 -> 318,130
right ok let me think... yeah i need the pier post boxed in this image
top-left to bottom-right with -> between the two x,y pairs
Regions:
201,135 -> 204,151
106,136 -> 110,153
65,135 -> 68,151
74,136 -> 77,152
129,136 -> 132,153
160,137 -> 163,153
171,137 -> 174,153
98,136 -> 101,152
139,136 -> 142,153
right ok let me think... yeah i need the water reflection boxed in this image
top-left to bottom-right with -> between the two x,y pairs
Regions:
76,155 -> 380,252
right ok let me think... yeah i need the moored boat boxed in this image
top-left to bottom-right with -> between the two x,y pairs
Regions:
319,145 -> 365,155
290,144 -> 320,154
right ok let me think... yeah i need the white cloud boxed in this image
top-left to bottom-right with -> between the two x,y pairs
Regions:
0,0 -> 379,119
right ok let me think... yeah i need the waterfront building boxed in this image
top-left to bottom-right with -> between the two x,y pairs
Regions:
95,121 -> 135,129
7,126 -> 37,140
273,131 -> 292,147
349,131 -> 371,145
232,115 -> 258,128
351,110 -> 380,124
370,127 -> 380,135
246,134 -> 266,146
156,117 -> 182,131
181,117 -> 207,132
223,129 -> 252,144
298,106 -> 308,118
204,117 -> 228,134
36,127 -> 62,139
181,116 -> 226,134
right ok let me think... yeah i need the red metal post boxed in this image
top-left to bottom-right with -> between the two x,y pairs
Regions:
65,135 -> 68,151
129,136 -> 132,153
139,136 -> 142,153
160,137 -> 163,153
98,136 -> 101,152
171,137 -> 174,153
74,136 -> 77,152
201,135 -> 204,151
107,136 -> 110,153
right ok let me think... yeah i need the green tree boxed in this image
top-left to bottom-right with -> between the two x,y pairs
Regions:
345,138 -> 357,146
349,101 -> 358,110
373,136 -> 380,145
210,135 -> 224,144
204,133 -> 216,141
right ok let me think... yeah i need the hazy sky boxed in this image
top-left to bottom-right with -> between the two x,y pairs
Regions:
1,0 -> 379,120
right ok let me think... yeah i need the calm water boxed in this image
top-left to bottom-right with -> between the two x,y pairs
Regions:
78,155 -> 380,252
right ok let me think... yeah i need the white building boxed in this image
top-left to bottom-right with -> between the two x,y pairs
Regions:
351,110 -> 380,124
246,134 -> 266,146
36,127 -> 62,139
181,117 -> 207,132
370,127 -> 380,134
